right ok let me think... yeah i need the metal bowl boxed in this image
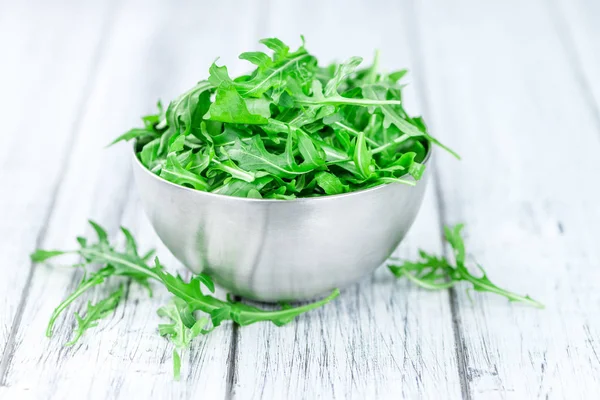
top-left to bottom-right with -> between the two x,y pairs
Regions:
132,147 -> 431,302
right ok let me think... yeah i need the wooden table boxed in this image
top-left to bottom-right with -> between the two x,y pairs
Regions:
1,0 -> 599,398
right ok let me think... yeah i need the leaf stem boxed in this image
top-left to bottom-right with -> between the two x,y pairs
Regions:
456,265 -> 545,309
333,121 -> 380,147
394,268 -> 455,290
371,133 -> 410,154
233,289 -> 340,326
296,97 -> 403,107
46,267 -> 113,337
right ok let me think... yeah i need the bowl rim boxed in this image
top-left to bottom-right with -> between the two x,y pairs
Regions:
132,142 -> 433,203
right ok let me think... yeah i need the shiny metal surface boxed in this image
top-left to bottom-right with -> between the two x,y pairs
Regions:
132,148 -> 431,302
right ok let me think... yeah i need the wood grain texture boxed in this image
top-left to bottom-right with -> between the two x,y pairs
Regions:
415,0 -> 600,398
229,1 -> 462,399
1,0 -> 261,398
1,0 -> 600,399
0,0 -> 119,377
553,0 -> 600,114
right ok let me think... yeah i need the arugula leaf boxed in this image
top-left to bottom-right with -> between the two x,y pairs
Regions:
30,249 -> 68,262
166,81 -> 213,137
227,136 -> 309,179
353,131 -> 374,179
239,51 -> 273,69
236,41 -> 313,97
212,178 -> 270,198
388,224 -> 544,308
157,298 -> 210,380
292,79 -> 403,108
208,63 -> 232,87
296,129 -> 326,167
231,288 -> 340,326
139,138 -> 161,171
109,127 -> 158,147
206,83 -> 269,124
66,286 -> 124,346
32,222 -> 340,378
260,38 -> 290,60
362,84 -> 460,159
315,172 -> 346,195
324,56 -> 363,96
46,266 -> 115,337
209,159 -> 256,183
160,153 -> 209,191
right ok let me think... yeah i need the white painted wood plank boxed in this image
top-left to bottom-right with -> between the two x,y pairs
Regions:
231,1 -> 462,399
553,0 -> 600,111
0,0 -> 117,373
2,1 -> 261,398
415,0 -> 600,398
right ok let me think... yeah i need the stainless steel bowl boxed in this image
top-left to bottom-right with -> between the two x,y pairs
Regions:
132,148 -> 431,302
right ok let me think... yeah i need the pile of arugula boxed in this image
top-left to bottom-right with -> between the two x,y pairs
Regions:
113,37 -> 458,199
32,223 -> 541,379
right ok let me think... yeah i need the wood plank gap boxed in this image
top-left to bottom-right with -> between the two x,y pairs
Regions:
225,308 -> 240,400
547,0 -> 600,139
0,0 -> 122,384
401,1 -> 472,399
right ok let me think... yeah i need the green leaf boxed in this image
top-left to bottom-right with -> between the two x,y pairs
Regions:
88,220 -> 109,245
166,81 -> 213,137
209,159 -> 255,183
172,350 -> 182,381
30,250 -> 68,262
205,83 -> 269,124
208,63 -> 232,87
380,152 -> 425,180
108,128 -> 158,147
212,178 -> 267,198
139,138 -> 161,168
157,297 -> 210,379
324,56 -> 362,96
239,51 -> 273,69
260,38 -> 290,60
361,50 -> 380,84
46,266 -> 115,337
160,153 -> 209,191
292,79 -> 403,108
120,227 -> 139,256
196,273 -> 216,293
236,40 -> 312,97
388,224 -> 544,308
187,148 -> 213,175
374,177 -> 416,186
65,286 -> 124,346
245,98 -> 272,119
315,172 -> 345,195
232,288 -> 340,326
227,136 -> 311,179
362,84 -> 459,159
387,69 -> 408,84
444,224 -> 466,266
353,131 -> 373,179
296,130 -> 326,167
209,306 -> 232,327
169,134 -> 186,152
